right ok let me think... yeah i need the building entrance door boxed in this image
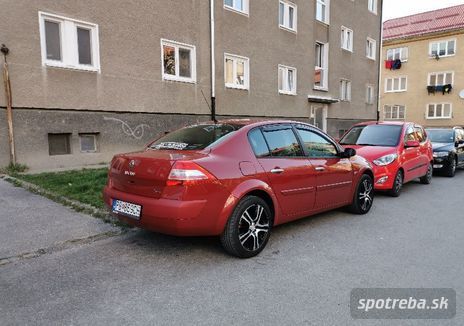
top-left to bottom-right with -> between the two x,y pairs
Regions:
309,105 -> 327,132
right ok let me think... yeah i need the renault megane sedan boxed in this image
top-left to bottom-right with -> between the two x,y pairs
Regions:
104,120 -> 374,258
339,121 -> 433,197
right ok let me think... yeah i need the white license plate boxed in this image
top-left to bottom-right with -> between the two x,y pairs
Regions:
112,199 -> 142,219
433,164 -> 443,169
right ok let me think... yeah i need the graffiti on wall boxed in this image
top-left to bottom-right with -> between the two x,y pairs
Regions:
103,117 -> 151,140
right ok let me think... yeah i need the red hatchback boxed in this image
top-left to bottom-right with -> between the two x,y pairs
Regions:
339,121 -> 433,197
104,120 -> 374,258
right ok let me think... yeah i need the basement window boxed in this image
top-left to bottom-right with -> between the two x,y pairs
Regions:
39,12 -> 100,71
48,133 -> 71,156
79,133 -> 98,153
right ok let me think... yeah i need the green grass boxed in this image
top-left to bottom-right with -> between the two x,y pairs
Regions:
15,168 -> 108,209
0,163 -> 29,174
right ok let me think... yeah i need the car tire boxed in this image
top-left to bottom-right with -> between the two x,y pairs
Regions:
220,196 -> 273,258
420,163 -> 433,184
348,174 -> 374,214
388,169 -> 403,197
443,157 -> 456,178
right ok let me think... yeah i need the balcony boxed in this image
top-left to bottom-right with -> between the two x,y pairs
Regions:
427,84 -> 453,95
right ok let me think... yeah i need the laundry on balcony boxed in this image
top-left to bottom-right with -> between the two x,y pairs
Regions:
385,60 -> 393,69
426,84 -> 453,95
385,59 -> 402,70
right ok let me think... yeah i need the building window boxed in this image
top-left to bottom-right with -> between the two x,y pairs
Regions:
224,0 -> 249,15
315,42 -> 329,90
384,105 -> 405,120
427,103 -> 452,119
341,26 -> 353,52
39,12 -> 100,71
161,39 -> 196,83
224,54 -> 249,90
428,72 -> 454,86
368,0 -> 377,14
278,65 -> 297,95
48,133 -> 71,156
279,1 -> 297,32
366,85 -> 374,104
385,76 -> 407,92
316,0 -> 330,24
366,38 -> 376,60
79,133 -> 98,153
429,39 -> 456,57
386,47 -> 408,61
340,79 -> 351,101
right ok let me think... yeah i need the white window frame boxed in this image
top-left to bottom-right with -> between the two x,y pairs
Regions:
79,134 -> 98,153
316,0 -> 330,24
386,47 -> 408,62
224,53 -> 250,90
384,105 -> 405,120
340,79 -> 352,101
160,39 -> 197,84
428,71 -> 454,86
314,42 -> 329,90
341,26 -> 353,52
368,0 -> 378,14
366,85 -> 374,104
385,76 -> 407,93
426,103 -> 452,119
278,65 -> 297,95
224,0 -> 249,16
279,0 -> 297,33
429,39 -> 457,58
38,12 -> 100,72
366,38 -> 376,60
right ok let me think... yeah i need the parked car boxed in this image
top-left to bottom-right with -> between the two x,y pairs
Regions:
103,120 -> 374,258
339,121 -> 433,197
425,127 -> 464,177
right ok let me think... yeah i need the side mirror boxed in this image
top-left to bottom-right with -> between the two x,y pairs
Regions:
405,140 -> 420,148
340,147 -> 356,158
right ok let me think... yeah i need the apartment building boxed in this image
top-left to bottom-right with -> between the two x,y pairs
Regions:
0,0 -> 382,171
381,4 -> 464,128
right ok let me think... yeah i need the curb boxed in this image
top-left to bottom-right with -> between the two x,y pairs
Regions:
1,174 -> 123,227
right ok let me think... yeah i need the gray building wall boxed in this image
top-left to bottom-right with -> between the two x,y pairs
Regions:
0,0 -> 381,171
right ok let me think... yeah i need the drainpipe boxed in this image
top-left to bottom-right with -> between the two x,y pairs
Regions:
1,44 -> 16,165
376,0 -> 384,123
210,0 -> 217,122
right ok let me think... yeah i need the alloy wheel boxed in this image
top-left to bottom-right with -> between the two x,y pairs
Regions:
358,178 -> 373,212
238,204 -> 270,251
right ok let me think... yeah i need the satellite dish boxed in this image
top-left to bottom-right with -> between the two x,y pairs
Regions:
460,90 -> 464,99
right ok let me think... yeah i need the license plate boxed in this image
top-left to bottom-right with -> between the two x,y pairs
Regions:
112,199 -> 142,219
433,164 -> 443,169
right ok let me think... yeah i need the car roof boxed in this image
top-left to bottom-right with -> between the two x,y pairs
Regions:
352,121 -> 410,127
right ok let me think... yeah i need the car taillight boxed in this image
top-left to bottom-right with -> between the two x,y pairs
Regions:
166,161 -> 217,186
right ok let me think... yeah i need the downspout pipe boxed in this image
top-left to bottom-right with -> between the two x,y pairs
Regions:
210,0 -> 217,122
376,0 -> 384,123
1,44 -> 16,165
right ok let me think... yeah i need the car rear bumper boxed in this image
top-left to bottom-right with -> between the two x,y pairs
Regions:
103,186 -> 224,236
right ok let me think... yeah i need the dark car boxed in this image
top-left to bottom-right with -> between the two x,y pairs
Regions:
104,120 -> 374,258
425,127 -> 464,177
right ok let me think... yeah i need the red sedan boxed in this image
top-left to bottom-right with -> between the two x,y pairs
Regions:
104,120 -> 374,258
339,121 -> 433,197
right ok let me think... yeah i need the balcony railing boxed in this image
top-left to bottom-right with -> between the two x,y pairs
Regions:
427,84 -> 453,95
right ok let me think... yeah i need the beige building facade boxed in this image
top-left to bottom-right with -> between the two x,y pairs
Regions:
380,5 -> 464,128
1,0 -> 382,171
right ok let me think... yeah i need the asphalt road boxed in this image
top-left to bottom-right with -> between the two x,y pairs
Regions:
1,172 -> 463,326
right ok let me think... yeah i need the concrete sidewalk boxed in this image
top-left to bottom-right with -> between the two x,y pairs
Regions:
0,179 -> 119,262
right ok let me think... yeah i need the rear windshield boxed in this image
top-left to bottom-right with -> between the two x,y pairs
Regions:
340,124 -> 403,147
150,124 -> 242,150
426,129 -> 454,143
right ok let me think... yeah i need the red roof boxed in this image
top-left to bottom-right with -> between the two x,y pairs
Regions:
383,4 -> 464,41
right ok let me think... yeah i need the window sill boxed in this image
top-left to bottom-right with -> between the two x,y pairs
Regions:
162,75 -> 197,84
385,90 -> 407,93
279,90 -> 297,96
429,54 -> 455,59
367,56 -> 376,61
44,62 -> 100,73
426,117 -> 452,120
224,5 -> 249,17
313,86 -> 328,92
315,19 -> 330,26
279,25 -> 297,34
368,10 -> 378,15
341,48 -> 353,53
225,84 -> 249,91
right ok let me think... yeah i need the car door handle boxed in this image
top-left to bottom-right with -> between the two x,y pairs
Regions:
315,167 -> 325,172
270,168 -> 284,174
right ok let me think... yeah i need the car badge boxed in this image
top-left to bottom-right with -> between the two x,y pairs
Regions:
128,160 -> 136,169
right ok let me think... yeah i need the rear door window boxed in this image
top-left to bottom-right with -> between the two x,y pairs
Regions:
248,128 -> 270,158
261,125 -> 303,157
